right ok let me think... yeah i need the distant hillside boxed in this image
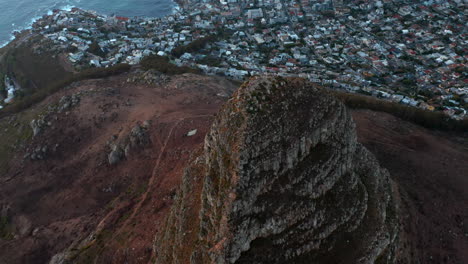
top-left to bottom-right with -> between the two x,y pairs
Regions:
0,31 -> 72,99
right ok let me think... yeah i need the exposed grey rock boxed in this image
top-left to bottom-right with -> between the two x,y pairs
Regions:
16,215 -> 32,237
58,94 -> 80,113
107,122 -> 151,164
29,145 -> 49,160
142,120 -> 151,129
129,124 -> 150,148
127,70 -> 170,85
48,252 -> 67,264
108,145 -> 124,165
30,118 -> 45,137
155,76 -> 400,264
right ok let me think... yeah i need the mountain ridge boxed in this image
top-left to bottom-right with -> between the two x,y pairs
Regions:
154,76 -> 400,263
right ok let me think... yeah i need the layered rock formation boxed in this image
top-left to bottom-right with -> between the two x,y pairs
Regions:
154,76 -> 399,264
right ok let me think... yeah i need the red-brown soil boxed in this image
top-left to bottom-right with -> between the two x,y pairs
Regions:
0,74 -> 466,264
0,72 -> 236,264
352,109 -> 468,264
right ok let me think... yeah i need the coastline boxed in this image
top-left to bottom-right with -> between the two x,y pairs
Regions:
0,5 -> 75,48
0,0 -> 180,48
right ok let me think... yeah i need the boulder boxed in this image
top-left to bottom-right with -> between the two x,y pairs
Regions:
108,145 -> 124,165
30,118 -> 45,137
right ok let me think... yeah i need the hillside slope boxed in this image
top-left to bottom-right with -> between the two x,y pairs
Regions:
0,73 -> 465,264
0,32 -> 72,97
0,70 -> 237,263
353,110 -> 468,264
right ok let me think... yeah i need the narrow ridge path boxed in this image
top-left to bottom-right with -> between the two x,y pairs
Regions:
119,114 -> 212,230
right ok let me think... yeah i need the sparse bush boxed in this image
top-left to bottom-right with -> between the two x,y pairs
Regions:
0,216 -> 13,240
65,45 -> 78,53
197,56 -> 222,67
88,41 -> 106,57
171,35 -> 217,57
140,55 -> 200,75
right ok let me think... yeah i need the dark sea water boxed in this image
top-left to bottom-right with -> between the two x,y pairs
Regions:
0,0 -> 176,47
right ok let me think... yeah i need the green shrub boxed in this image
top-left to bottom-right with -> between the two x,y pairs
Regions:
0,216 -> 13,240
88,41 -> 106,57
172,35 -> 217,57
140,55 -> 200,75
197,56 -> 222,67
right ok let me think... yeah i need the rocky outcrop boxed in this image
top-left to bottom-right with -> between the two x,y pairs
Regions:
154,76 -> 400,264
57,94 -> 80,113
126,69 -> 170,85
29,93 -> 81,138
107,122 -> 151,165
30,118 -> 46,137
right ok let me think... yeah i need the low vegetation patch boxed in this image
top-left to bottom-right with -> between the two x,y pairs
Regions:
333,91 -> 468,132
0,37 -> 72,92
0,63 -> 131,118
0,110 -> 34,175
69,229 -> 113,264
140,55 -> 200,75
88,41 -> 106,58
0,216 -> 13,240
171,35 -> 217,57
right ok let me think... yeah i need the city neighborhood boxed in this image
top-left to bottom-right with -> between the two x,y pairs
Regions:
27,0 -> 467,119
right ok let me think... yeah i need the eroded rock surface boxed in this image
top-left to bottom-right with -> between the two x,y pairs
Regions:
155,76 -> 400,264
107,122 -> 152,165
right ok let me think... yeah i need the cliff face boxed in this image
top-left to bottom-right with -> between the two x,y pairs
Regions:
154,76 -> 400,264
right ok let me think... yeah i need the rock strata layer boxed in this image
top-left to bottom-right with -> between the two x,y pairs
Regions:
154,76 -> 400,264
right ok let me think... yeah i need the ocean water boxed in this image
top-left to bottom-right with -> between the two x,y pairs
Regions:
0,0 -> 176,47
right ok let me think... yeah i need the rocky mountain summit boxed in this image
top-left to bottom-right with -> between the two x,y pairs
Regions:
154,76 -> 400,263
